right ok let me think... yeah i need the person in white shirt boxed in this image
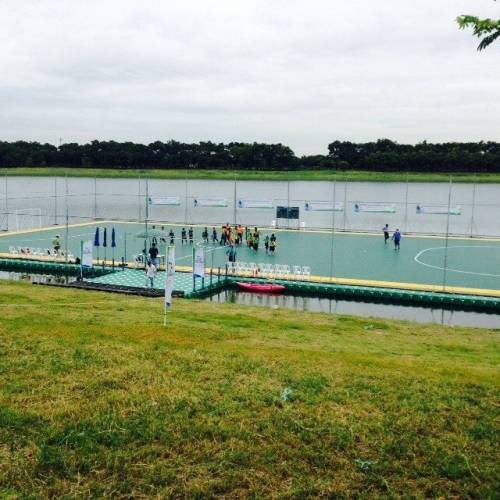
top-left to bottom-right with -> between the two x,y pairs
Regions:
145,261 -> 156,288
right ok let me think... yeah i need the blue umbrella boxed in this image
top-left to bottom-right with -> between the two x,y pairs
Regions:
94,227 -> 100,261
103,228 -> 107,263
111,228 -> 116,269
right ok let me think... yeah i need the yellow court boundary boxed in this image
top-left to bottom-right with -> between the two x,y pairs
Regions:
2,219 -> 500,242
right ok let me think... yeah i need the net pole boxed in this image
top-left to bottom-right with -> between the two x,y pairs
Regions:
138,175 -> 142,221
287,179 -> 290,229
329,176 -> 337,281
441,176 -> 452,292
4,175 -> 8,231
65,174 -> 69,264
94,175 -> 97,220
145,177 -> 149,235
403,171 -> 409,233
470,174 -> 476,238
233,176 -> 237,226
54,176 -> 57,225
342,176 -> 347,231
184,174 -> 188,225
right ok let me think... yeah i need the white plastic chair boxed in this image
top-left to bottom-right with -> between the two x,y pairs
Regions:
293,265 -> 302,276
302,266 -> 311,277
9,246 -> 18,255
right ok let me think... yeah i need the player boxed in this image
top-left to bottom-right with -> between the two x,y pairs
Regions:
383,224 -> 390,244
392,229 -> 401,250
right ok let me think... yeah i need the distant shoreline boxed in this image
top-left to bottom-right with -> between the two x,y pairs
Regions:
1,167 -> 499,183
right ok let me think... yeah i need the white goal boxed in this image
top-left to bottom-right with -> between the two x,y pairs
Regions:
14,208 -> 43,231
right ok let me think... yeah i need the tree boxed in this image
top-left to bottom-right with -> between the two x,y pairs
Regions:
457,2 -> 500,51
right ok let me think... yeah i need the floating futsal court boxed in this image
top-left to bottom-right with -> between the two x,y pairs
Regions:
1,220 -> 500,298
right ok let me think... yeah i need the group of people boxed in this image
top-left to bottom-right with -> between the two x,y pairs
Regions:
161,224 -> 278,255
383,224 -> 402,250
143,224 -> 279,287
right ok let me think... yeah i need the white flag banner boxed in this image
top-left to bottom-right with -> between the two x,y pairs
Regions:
305,201 -> 344,212
82,240 -> 93,267
416,205 -> 461,215
353,203 -> 396,214
193,198 -> 228,208
149,196 -> 180,206
237,199 -> 274,209
164,246 -> 175,310
193,247 -> 205,278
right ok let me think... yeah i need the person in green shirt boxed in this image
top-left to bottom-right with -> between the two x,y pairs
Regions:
52,235 -> 61,254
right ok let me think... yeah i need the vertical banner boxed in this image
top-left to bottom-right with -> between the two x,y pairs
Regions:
82,240 -> 93,267
164,245 -> 175,311
194,247 -> 205,278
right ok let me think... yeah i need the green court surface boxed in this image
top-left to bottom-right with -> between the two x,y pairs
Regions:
1,221 -> 500,294
85,268 -> 197,294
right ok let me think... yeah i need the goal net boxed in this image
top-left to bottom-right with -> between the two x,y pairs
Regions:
15,208 -> 43,231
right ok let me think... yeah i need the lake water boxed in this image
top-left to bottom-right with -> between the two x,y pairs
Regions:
208,289 -> 500,329
1,176 -> 499,236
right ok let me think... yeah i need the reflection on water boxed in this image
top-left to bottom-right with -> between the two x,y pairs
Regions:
0,271 -> 76,286
208,289 -> 500,329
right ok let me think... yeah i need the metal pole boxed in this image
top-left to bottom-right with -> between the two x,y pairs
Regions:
65,174 -> 69,263
138,175 -> 142,221
442,176 -> 452,292
94,176 -> 97,220
4,175 -> 8,231
329,177 -> 337,281
124,233 -> 127,265
54,176 -> 58,225
470,174 -> 476,238
343,177 -> 347,231
233,177 -> 237,226
403,172 -> 409,233
287,179 -> 290,229
145,177 -> 149,235
184,177 -> 188,224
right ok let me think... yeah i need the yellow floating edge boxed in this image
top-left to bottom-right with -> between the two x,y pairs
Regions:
1,252 -> 499,299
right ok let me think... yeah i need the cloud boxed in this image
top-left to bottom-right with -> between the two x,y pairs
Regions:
1,0 -> 499,154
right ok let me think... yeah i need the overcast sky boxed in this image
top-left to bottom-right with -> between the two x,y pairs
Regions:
1,0 -> 499,155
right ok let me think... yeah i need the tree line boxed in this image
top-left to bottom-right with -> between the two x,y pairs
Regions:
0,139 -> 499,172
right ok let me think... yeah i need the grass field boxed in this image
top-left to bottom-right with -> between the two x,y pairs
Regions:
0,281 -> 498,497
1,167 -> 500,183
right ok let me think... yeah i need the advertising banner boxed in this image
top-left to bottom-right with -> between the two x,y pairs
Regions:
416,205 -> 461,215
82,240 -> 93,267
237,199 -> 274,209
305,201 -> 344,212
148,196 -> 180,206
164,246 -> 175,310
193,198 -> 228,208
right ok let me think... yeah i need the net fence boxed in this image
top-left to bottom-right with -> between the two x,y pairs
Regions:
1,174 -> 498,237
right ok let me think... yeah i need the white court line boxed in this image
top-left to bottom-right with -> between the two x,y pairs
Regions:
414,245 -> 500,279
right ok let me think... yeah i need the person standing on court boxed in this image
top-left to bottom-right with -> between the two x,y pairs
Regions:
226,242 -> 237,263
145,260 -> 156,288
52,235 -> 61,255
148,243 -> 159,267
383,224 -> 390,244
392,229 -> 401,250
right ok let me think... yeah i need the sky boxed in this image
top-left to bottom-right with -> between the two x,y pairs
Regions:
1,0 -> 499,155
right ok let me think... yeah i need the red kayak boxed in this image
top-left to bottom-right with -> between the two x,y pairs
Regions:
237,282 -> 285,293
